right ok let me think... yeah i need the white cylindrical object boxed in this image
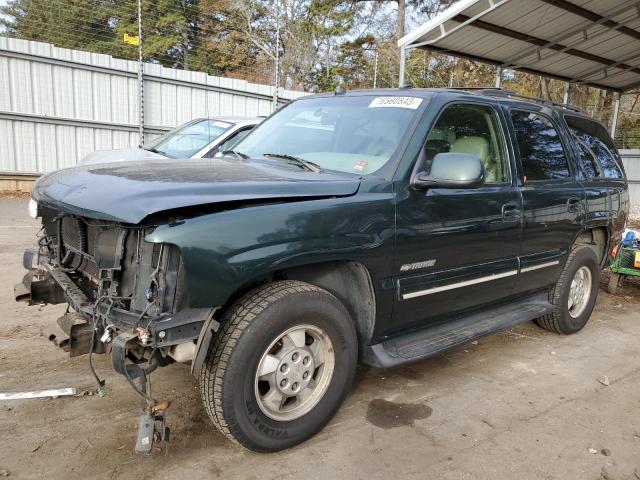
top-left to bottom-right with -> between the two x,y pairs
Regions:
169,342 -> 197,363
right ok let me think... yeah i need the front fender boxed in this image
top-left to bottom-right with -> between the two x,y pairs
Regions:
145,182 -> 394,308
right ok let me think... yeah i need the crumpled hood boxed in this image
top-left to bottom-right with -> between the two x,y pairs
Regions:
33,158 -> 361,224
80,148 -> 167,165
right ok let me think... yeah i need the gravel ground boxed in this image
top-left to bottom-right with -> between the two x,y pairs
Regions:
1,197 -> 639,480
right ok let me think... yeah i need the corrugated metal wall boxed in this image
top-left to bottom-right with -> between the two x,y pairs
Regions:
0,37 -> 306,183
620,149 -> 640,218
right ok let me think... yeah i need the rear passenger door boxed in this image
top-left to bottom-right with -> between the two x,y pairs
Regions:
564,115 -> 628,237
507,107 -> 585,295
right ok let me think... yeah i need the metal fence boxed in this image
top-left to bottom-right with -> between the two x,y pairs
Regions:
620,149 -> 640,217
616,133 -> 640,150
0,37 -> 306,190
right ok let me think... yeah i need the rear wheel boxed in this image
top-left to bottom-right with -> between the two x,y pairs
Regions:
200,280 -> 357,452
536,246 -> 600,334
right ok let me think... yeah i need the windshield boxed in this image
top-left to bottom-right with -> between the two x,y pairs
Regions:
144,119 -> 233,158
234,95 -> 424,175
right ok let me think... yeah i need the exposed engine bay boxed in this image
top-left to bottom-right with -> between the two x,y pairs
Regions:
15,206 -> 218,454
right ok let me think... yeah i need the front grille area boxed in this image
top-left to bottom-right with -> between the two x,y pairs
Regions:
61,216 -> 86,253
40,208 -> 127,291
59,217 -> 109,279
38,208 -> 186,315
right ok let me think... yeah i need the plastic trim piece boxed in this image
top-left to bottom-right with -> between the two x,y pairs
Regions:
520,260 -> 560,273
402,270 -> 518,300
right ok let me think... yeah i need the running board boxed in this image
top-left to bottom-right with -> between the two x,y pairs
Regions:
363,292 -> 554,368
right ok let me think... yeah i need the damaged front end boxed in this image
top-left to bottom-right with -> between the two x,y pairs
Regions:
15,205 -> 217,453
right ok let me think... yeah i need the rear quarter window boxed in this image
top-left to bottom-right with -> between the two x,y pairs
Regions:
564,115 -> 624,180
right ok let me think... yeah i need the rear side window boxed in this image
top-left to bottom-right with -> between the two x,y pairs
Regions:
575,139 -> 600,178
510,110 -> 571,181
567,125 -> 623,179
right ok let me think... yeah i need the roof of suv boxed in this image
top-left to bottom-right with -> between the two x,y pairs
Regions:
302,87 -> 604,128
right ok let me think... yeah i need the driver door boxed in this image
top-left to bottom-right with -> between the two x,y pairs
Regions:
392,102 -> 523,332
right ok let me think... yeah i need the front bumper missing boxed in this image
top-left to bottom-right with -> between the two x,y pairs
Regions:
15,251 -> 217,455
15,260 -> 218,359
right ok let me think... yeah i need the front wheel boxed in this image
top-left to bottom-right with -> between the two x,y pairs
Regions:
200,280 -> 358,452
536,245 -> 600,334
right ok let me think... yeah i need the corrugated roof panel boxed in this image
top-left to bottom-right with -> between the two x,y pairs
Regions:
440,28 -> 492,52
400,0 -> 640,91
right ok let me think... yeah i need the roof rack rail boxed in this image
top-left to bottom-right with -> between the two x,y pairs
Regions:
449,87 -> 582,113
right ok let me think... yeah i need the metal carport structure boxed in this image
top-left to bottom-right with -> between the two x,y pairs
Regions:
397,0 -> 640,136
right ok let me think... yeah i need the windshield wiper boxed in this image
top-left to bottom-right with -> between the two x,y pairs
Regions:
145,146 -> 169,157
263,153 -> 321,173
220,149 -> 249,159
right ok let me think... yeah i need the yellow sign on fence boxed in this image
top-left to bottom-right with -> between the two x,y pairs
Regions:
123,33 -> 140,46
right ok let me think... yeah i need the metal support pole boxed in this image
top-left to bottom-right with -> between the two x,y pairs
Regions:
137,0 -> 144,146
563,83 -> 571,104
494,66 -> 502,88
272,1 -> 281,112
373,50 -> 378,88
399,46 -> 406,87
610,92 -> 621,139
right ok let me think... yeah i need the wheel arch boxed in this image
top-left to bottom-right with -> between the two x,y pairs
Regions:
572,225 -> 610,267
216,260 -> 377,347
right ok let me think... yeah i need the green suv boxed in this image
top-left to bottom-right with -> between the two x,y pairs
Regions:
16,88 -> 628,453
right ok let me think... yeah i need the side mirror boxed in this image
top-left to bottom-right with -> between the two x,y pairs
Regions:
412,152 -> 485,189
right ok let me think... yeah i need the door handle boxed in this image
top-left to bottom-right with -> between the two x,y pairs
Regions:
567,197 -> 582,213
502,204 -> 521,222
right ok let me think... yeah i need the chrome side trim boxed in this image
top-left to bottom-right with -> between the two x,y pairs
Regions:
520,260 -> 559,273
402,270 -> 518,300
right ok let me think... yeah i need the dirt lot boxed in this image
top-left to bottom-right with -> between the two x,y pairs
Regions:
1,197 -> 639,480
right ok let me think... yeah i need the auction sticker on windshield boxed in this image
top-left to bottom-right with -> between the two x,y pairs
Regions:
369,97 -> 423,109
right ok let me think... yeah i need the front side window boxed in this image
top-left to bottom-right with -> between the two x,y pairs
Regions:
234,95 -> 424,175
144,119 -> 233,158
510,110 -> 571,181
423,103 -> 509,183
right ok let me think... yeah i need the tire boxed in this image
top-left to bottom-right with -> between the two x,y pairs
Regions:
200,280 -> 358,452
536,245 -> 600,334
607,272 -> 621,295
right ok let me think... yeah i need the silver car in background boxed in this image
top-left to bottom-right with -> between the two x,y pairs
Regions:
80,117 -> 262,165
